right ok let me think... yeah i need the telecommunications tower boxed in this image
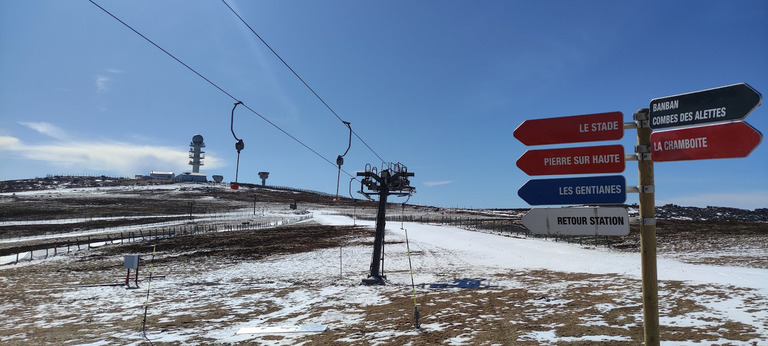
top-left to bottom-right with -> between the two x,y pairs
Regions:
189,134 -> 205,173
258,172 -> 269,186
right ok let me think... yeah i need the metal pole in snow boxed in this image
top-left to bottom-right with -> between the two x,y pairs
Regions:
339,245 -> 343,281
404,228 -> 420,329
401,203 -> 405,230
141,245 -> 157,337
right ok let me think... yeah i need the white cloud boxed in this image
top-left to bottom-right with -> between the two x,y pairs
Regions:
0,135 -> 21,149
94,68 -> 123,94
18,122 -> 70,140
95,69 -> 123,93
0,134 -> 222,177
424,180 -> 453,187
95,74 -> 110,93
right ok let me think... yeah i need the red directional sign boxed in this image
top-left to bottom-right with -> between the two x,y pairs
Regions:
517,144 -> 625,176
514,112 -> 624,146
651,121 -> 763,162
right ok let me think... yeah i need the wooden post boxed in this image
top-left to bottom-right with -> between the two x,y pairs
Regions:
636,108 -> 660,345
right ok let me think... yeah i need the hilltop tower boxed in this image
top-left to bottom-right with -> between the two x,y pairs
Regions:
189,134 -> 205,173
258,172 -> 269,186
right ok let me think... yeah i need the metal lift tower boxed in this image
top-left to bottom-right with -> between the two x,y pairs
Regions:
357,163 -> 415,285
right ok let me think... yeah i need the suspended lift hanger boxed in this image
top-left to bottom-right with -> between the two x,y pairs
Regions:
230,101 -> 245,190
335,121 -> 352,201
358,163 -> 377,201
349,177 -> 357,201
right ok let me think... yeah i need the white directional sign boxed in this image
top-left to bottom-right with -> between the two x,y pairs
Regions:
521,207 -> 629,236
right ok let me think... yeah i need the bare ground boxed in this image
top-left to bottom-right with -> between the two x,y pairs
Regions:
1,180 -> 766,344
1,222 -> 765,345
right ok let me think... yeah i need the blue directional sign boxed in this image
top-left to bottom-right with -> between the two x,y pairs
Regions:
518,175 -> 626,205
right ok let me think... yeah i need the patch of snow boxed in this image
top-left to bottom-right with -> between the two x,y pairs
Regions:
2,208 -> 766,344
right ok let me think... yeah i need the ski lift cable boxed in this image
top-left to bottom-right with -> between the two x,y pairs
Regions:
88,0 -> 239,102
88,0 -> 362,183
238,101 -> 358,179
221,0 -> 386,165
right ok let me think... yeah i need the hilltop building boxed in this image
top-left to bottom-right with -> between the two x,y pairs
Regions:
140,135 -> 209,183
149,171 -> 174,180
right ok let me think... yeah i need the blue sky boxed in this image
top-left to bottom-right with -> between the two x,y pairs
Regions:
1,0 -> 766,209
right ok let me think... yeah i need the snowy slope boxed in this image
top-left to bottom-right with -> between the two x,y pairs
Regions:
1,210 -> 765,345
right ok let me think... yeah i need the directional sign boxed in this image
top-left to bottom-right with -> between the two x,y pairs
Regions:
649,83 -> 762,129
651,121 -> 763,162
518,175 -> 626,205
516,144 -> 625,176
522,207 -> 629,236
514,111 -> 623,146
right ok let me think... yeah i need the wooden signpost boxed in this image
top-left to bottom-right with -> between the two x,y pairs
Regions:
514,82 -> 762,346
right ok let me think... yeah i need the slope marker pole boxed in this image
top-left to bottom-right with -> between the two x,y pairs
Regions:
141,245 -> 157,338
404,228 -> 420,330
